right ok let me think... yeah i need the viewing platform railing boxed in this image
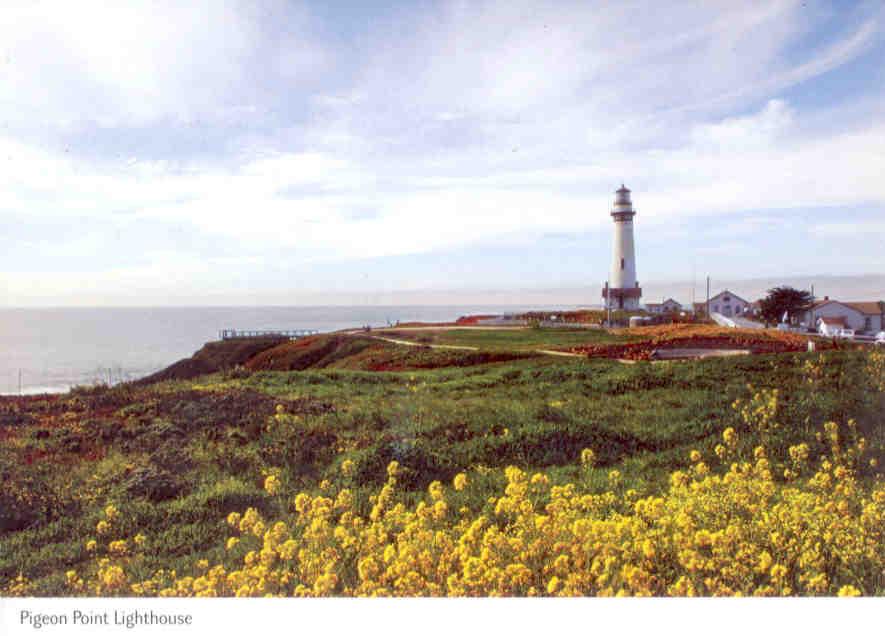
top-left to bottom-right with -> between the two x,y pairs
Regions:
218,329 -> 320,340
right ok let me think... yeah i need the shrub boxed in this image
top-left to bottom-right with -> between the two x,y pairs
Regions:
123,466 -> 183,502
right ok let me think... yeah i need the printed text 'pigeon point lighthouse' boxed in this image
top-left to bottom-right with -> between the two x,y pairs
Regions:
602,184 -> 642,310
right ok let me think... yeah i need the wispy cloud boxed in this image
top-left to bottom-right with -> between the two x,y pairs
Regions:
1,0 -> 884,304
809,219 -> 885,237
0,1 -> 327,129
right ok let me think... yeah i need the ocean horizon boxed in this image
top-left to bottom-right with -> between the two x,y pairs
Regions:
0,304 -> 581,395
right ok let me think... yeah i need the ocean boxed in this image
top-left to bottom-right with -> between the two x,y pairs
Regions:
0,305 -> 568,394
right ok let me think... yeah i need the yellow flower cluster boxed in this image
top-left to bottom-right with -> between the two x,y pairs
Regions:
264,475 -> 281,496
866,349 -> 885,393
68,421 -> 882,598
1,574 -> 33,597
108,540 -> 128,556
95,502 -> 119,536
95,559 -> 127,594
733,387 -> 780,434
66,570 -> 85,592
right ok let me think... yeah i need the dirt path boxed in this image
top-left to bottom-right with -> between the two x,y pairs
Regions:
346,330 -> 758,364
378,325 -> 528,332
339,326 -> 526,334
368,335 -> 480,351
364,335 -> 588,359
535,349 -> 586,358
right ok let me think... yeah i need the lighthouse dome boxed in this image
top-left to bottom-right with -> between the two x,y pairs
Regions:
612,184 -> 635,215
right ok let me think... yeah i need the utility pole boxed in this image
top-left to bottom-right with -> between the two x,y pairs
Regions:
810,284 -> 815,329
706,276 -> 711,320
690,268 -> 695,311
18,369 -> 22,396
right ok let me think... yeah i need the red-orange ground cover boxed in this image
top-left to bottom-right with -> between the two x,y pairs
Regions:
565,324 -> 831,360
454,315 -> 499,325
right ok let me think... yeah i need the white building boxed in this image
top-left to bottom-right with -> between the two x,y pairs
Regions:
801,298 -> 884,334
602,184 -> 641,310
707,290 -> 750,317
646,298 -> 682,314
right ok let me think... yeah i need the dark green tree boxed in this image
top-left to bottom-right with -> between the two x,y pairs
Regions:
758,286 -> 814,326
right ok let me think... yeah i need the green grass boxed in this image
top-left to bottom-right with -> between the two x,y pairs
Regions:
378,326 -> 634,350
1,338 -> 882,594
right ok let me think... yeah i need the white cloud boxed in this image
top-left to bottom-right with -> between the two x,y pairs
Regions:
691,100 -> 795,150
689,15 -> 881,113
4,95 -> 885,269
809,220 -> 885,237
2,1 -> 885,304
0,1 -> 326,127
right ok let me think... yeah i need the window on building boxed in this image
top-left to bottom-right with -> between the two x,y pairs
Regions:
865,317 -> 872,331
620,258 -> 624,270
724,296 -> 731,302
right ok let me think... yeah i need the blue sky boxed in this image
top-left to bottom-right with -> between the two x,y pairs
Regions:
1,0 -> 884,306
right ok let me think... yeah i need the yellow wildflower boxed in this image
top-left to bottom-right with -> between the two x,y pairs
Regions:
108,540 -> 127,555
264,475 -> 281,496
547,576 -> 560,595
293,493 -> 310,514
723,427 -> 736,445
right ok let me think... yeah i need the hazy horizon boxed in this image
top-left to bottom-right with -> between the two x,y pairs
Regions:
2,2 -> 883,306
3,273 -> 883,309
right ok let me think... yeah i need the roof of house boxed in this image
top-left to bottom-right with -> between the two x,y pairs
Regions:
810,299 -> 883,315
647,299 -> 681,308
844,301 -> 884,315
709,289 -> 749,305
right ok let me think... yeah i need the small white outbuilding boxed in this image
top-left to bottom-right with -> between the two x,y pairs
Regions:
645,298 -> 682,314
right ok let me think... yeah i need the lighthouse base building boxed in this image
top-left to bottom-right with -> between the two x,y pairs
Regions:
602,184 -> 642,310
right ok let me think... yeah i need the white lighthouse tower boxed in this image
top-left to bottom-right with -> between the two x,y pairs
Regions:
602,184 -> 642,310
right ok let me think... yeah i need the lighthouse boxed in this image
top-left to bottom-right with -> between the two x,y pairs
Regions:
602,184 -> 642,310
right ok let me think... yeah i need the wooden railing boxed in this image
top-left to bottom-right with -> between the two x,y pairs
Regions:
218,329 -> 319,340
